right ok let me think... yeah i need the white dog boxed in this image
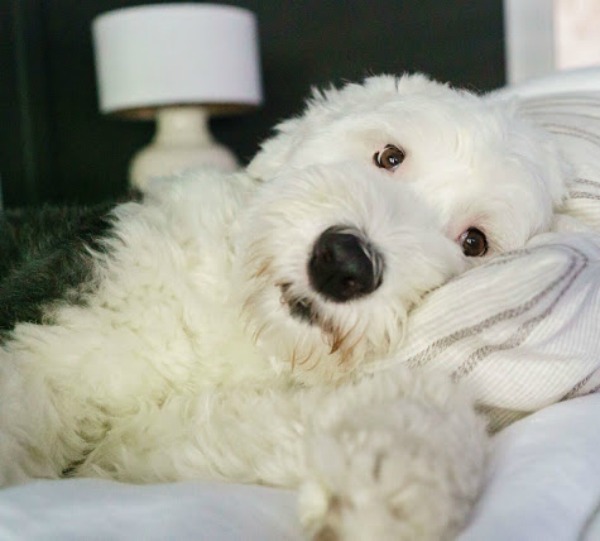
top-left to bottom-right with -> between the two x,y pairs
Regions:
0,74 -> 568,540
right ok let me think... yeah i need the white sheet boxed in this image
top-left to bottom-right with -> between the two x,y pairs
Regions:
0,480 -> 301,540
459,394 -> 600,541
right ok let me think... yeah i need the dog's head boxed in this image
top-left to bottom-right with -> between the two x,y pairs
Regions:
249,73 -> 569,258
236,73 -> 570,382
235,164 -> 465,383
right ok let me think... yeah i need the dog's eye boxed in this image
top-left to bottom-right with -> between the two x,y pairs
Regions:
373,144 -> 405,171
460,228 -> 488,257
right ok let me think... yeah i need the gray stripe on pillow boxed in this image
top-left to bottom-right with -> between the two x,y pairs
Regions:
405,245 -> 587,374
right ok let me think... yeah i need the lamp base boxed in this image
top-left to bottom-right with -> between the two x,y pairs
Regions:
129,106 -> 238,191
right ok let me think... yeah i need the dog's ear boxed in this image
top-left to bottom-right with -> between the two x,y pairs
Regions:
484,94 -> 572,210
247,117 -> 303,180
247,84 -> 344,180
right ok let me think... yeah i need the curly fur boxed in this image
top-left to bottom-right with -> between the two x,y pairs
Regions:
0,73 -> 569,540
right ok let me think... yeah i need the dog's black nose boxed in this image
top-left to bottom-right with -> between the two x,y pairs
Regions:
308,226 -> 383,302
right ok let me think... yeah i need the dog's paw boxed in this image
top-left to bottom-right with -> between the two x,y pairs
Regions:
300,432 -> 447,541
299,400 -> 486,541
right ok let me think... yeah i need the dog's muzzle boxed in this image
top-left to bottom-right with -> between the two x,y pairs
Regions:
308,225 -> 384,303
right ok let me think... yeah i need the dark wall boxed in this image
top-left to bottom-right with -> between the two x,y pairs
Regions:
0,0 -> 505,208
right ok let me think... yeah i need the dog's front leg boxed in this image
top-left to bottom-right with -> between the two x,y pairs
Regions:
299,368 -> 488,541
72,368 -> 487,541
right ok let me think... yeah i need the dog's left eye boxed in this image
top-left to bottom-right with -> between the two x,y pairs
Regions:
459,228 -> 488,257
373,144 -> 405,171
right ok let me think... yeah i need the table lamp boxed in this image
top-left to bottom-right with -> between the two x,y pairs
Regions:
92,3 -> 263,190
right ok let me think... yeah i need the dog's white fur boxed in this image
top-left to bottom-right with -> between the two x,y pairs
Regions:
0,74 -> 569,540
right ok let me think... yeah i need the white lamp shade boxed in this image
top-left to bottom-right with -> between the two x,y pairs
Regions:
92,3 -> 263,116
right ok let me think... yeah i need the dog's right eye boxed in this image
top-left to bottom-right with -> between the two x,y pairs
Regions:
373,144 -> 406,171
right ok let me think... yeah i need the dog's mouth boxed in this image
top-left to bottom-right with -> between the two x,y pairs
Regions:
279,283 -> 316,325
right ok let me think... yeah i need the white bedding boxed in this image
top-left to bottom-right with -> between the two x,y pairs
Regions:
0,480 -> 301,540
2,68 -> 600,540
459,394 -> 600,541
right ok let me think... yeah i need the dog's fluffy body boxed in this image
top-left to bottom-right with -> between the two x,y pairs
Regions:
0,74 -> 568,539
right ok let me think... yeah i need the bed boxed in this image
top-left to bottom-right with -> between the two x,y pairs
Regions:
2,67 -> 600,540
